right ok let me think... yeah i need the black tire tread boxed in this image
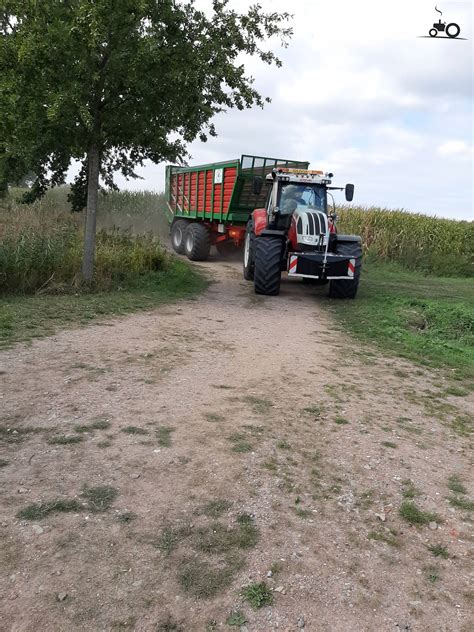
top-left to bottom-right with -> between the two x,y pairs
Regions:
254,237 -> 282,295
170,219 -> 188,254
243,220 -> 255,281
184,223 -> 211,261
328,237 -> 362,299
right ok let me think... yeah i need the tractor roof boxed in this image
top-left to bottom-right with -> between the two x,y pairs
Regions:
266,167 -> 332,185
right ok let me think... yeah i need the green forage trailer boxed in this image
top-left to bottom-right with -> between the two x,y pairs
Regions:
165,154 -> 308,260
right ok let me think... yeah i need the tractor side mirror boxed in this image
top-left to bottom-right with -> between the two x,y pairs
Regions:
345,183 -> 354,202
252,176 -> 263,195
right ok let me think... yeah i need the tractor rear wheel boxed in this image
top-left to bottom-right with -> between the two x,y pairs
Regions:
254,236 -> 283,295
170,219 -> 189,254
243,220 -> 255,280
328,238 -> 362,299
184,223 -> 211,261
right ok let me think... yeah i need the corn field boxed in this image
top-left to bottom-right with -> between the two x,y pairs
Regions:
0,190 -> 167,294
337,205 -> 473,277
1,188 -> 472,296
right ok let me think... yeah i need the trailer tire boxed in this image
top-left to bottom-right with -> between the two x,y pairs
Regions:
254,237 -> 282,296
184,223 -> 211,261
243,220 -> 255,280
170,219 -> 189,254
328,238 -> 362,299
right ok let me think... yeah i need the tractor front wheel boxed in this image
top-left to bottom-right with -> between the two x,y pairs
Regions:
429,28 -> 437,37
254,236 -> 283,296
184,223 -> 211,261
243,220 -> 255,280
328,238 -> 362,299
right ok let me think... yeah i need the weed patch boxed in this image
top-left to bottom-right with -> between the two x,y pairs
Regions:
334,416 -> 349,425
178,556 -> 243,599
121,426 -> 148,435
17,498 -> 82,520
242,582 -> 273,609
228,432 -> 253,453
47,434 -> 83,445
204,413 -> 224,423
74,419 -> 111,432
241,395 -> 273,415
399,501 -> 439,526
156,426 -> 175,447
448,496 -> 474,511
447,474 -> 467,495
200,499 -> 232,518
427,544 -> 449,559
82,485 -> 118,512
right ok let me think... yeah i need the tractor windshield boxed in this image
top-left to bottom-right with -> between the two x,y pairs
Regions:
278,183 -> 327,215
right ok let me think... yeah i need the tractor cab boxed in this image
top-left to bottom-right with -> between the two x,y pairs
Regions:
245,166 -> 362,299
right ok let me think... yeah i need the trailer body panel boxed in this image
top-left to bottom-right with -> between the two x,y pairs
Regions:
166,155 -> 309,226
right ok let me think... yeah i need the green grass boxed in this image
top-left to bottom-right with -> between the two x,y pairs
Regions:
334,416 -> 349,425
81,485 -> 118,512
447,474 -> 468,495
156,426 -> 175,447
178,556 -> 244,599
0,259 -> 208,349
226,612 -> 247,626
200,499 -> 232,518
427,544 -> 449,559
47,434 -> 83,445
367,530 -> 399,547
74,419 -> 111,433
330,262 -> 474,381
121,426 -> 149,435
242,582 -> 273,609
399,501 -> 439,526
448,496 -> 474,511
17,498 -> 82,520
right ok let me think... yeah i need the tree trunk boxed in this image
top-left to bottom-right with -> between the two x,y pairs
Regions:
82,145 -> 100,281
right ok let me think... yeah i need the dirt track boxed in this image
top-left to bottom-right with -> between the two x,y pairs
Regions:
1,257 -> 473,632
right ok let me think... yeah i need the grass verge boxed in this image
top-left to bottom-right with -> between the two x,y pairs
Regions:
0,259 -> 208,349
329,262 -> 473,382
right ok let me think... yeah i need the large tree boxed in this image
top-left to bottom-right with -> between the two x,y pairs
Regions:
0,0 -> 291,279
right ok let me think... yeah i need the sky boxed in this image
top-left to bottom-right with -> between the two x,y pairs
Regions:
111,0 -> 473,220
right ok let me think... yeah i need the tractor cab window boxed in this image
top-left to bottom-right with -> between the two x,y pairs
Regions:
278,183 -> 326,215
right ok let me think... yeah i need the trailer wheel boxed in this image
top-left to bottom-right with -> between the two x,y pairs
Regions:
170,219 -> 189,254
254,237 -> 282,296
243,220 -> 255,280
328,238 -> 362,299
184,223 -> 211,261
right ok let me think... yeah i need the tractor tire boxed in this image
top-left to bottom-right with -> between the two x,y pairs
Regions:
328,238 -> 362,299
254,236 -> 283,296
170,219 -> 189,254
243,220 -> 255,280
183,223 -> 211,261
446,22 -> 460,38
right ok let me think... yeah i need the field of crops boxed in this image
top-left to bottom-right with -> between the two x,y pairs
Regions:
337,205 -> 473,277
1,187 -> 472,296
0,189 -> 168,294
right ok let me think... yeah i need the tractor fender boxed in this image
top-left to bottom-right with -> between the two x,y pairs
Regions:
252,208 -> 267,236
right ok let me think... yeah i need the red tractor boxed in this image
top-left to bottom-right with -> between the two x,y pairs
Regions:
243,167 -> 362,299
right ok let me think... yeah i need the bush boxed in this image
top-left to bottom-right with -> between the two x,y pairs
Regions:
0,192 -> 167,294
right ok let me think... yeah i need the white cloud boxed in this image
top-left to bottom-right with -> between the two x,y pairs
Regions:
105,0 -> 473,220
437,140 -> 473,157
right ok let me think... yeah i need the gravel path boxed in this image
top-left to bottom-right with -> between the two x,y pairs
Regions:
1,258 -> 472,632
